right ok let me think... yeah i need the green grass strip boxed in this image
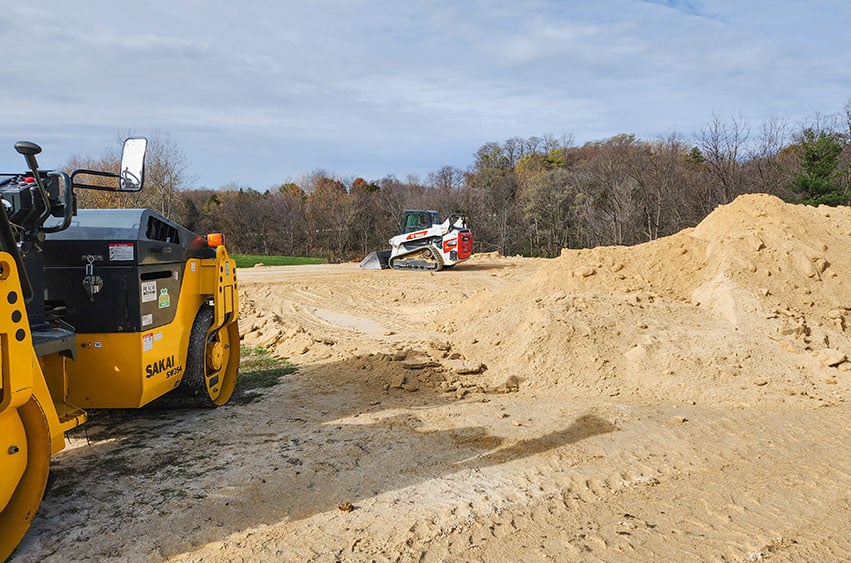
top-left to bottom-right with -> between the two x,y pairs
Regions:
237,346 -> 297,391
233,254 -> 325,268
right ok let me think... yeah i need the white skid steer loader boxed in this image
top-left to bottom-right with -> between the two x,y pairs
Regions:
360,210 -> 473,271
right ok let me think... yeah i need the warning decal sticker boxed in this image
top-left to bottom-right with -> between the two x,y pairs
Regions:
109,243 -> 134,261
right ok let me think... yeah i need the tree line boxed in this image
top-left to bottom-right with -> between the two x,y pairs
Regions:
71,105 -> 851,260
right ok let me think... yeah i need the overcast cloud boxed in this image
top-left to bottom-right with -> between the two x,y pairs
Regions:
2,0 -> 850,188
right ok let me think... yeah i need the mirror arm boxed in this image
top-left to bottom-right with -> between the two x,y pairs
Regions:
68,138 -> 147,193
70,168 -> 128,191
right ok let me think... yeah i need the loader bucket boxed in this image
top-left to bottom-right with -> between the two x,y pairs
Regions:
359,250 -> 391,270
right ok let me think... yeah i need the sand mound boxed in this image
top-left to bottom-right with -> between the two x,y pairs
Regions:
445,194 -> 851,408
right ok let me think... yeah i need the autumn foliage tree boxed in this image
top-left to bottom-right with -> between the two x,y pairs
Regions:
65,102 -> 851,260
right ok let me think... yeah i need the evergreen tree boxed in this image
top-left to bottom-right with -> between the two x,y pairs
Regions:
792,128 -> 850,205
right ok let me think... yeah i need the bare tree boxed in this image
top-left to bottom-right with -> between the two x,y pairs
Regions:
464,167 -> 519,254
426,165 -> 464,191
695,114 -> 750,205
136,131 -> 195,218
580,134 -> 642,246
745,117 -> 791,197
630,133 -> 689,241
64,130 -> 194,221
502,137 -> 524,168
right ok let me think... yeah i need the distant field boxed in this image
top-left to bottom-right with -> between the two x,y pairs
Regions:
233,254 -> 325,268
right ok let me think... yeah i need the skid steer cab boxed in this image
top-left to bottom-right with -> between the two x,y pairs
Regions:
0,138 -> 239,559
359,209 -> 473,271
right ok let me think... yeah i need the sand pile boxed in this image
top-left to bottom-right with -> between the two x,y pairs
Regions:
444,194 -> 851,408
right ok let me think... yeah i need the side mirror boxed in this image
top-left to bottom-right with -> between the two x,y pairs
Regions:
119,137 -> 147,191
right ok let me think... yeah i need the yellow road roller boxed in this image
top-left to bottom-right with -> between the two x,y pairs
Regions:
0,138 -> 239,559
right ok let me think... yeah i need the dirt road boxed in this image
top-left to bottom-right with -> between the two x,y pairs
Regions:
12,195 -> 851,562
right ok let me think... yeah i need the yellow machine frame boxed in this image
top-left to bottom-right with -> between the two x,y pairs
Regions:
0,243 -> 239,559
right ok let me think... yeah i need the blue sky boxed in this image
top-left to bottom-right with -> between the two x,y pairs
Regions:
2,1 -> 850,189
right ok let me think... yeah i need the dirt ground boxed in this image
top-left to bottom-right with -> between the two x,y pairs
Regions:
11,194 -> 851,562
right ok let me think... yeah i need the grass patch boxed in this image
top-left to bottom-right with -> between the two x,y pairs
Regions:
235,346 -> 297,403
233,254 -> 325,268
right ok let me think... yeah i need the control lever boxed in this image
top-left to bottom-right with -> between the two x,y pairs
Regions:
14,141 -> 52,226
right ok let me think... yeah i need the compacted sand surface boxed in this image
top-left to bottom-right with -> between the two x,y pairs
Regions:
12,194 -> 851,562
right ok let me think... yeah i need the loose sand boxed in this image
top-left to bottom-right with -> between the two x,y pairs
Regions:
12,194 -> 851,562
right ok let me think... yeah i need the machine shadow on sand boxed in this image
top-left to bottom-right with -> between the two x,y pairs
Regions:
18,355 -> 617,559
